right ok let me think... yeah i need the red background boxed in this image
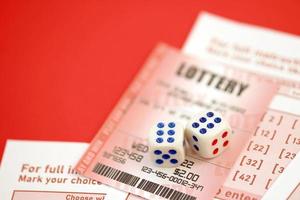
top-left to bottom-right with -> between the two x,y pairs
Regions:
1,0 -> 300,160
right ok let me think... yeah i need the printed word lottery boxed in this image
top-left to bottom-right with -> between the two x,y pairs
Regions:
76,43 -> 278,200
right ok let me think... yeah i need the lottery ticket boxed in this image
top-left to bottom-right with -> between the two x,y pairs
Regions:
0,140 -> 142,200
76,43 -> 278,200
183,12 -> 300,199
262,152 -> 300,200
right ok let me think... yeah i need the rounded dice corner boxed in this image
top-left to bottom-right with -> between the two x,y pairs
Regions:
148,113 -> 233,167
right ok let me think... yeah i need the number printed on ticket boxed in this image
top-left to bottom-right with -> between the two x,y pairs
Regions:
183,12 -> 300,200
76,43 -> 278,200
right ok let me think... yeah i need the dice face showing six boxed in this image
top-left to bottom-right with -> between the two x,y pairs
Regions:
185,111 -> 232,159
148,121 -> 185,167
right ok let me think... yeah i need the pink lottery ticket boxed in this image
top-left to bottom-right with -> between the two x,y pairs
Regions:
182,13 -> 300,200
76,43 -> 278,200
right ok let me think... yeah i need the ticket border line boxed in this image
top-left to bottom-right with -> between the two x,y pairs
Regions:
287,182 -> 300,200
269,108 -> 300,117
11,190 -> 106,200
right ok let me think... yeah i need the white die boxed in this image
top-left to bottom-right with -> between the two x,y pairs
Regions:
185,111 -> 232,158
148,121 -> 185,167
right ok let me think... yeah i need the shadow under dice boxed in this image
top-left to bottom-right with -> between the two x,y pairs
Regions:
186,111 -> 232,158
148,121 -> 185,167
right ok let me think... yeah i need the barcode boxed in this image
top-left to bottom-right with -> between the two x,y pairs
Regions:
137,179 -> 196,200
92,163 -> 140,186
93,163 -> 196,200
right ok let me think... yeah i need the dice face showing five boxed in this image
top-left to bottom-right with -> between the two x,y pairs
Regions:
185,111 -> 232,159
148,121 -> 185,167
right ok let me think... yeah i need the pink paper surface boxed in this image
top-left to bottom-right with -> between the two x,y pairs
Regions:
76,43 -> 278,200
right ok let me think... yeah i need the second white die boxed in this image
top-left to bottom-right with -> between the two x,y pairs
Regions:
185,111 -> 232,158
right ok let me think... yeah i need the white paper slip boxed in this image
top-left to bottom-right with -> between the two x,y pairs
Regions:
183,12 -> 300,87
0,140 -> 140,200
183,12 -> 300,200
262,152 -> 300,200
